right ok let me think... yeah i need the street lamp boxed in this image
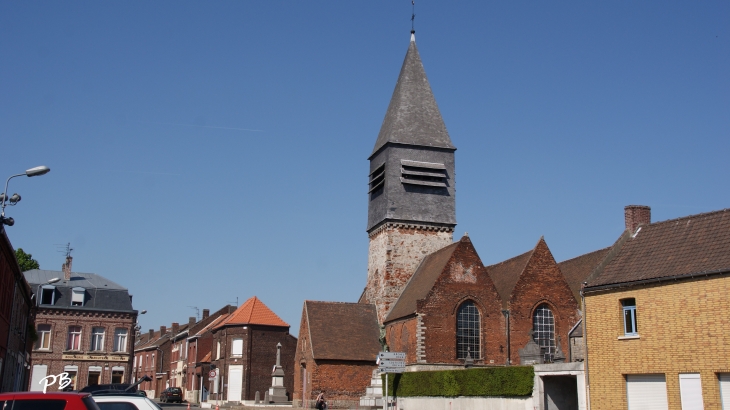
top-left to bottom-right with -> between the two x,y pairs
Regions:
1,166 -> 51,226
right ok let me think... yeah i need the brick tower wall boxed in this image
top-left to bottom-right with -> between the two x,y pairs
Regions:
364,224 -> 453,323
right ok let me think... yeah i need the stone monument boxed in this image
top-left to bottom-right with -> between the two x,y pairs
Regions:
268,342 -> 288,403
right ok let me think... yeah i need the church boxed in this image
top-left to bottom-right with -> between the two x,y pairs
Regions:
293,31 -> 605,408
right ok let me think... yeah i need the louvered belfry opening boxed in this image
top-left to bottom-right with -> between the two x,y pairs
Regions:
368,163 -> 385,195
400,159 -> 447,188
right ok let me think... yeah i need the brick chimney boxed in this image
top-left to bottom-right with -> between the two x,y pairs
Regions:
149,329 -> 154,339
625,205 -> 651,233
171,322 -> 179,335
160,326 -> 167,335
62,256 -> 73,280
202,309 -> 210,320
189,317 -> 196,326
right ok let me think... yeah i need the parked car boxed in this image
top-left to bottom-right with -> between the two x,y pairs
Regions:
0,391 -> 100,410
159,387 -> 182,403
92,393 -> 162,410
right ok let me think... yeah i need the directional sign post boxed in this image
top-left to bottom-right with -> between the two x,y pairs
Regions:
377,352 -> 406,410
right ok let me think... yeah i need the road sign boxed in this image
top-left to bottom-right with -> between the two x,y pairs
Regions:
209,370 -> 217,378
378,352 -> 406,360
378,366 -> 405,374
378,359 -> 405,367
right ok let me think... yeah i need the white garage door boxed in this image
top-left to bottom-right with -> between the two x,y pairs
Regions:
679,373 -> 704,410
627,374 -> 668,410
29,365 -> 48,392
720,374 -> 730,410
227,365 -> 243,402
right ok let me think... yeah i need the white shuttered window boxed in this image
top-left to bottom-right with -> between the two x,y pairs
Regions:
232,338 -> 243,357
679,373 -> 704,410
719,374 -> 730,410
626,374 -> 668,410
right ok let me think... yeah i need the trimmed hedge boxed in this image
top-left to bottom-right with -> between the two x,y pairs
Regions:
382,366 -> 534,397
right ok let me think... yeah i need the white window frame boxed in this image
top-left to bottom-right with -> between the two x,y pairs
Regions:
40,285 -> 56,305
113,328 -> 128,352
216,341 -> 221,360
90,327 -> 105,351
71,287 -> 85,306
67,326 -> 82,351
232,338 -> 243,357
36,324 -> 52,350
622,298 -> 638,336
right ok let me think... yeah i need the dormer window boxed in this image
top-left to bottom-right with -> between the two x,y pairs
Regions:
71,287 -> 85,306
368,164 -> 385,194
400,160 -> 447,187
40,285 -> 56,305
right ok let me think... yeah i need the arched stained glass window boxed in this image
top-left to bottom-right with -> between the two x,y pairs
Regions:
456,301 -> 480,359
532,304 -> 556,354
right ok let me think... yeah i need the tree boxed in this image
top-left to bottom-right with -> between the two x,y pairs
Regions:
15,248 -> 40,272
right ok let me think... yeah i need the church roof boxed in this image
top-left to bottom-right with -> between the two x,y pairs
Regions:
558,247 -> 611,302
486,248 -> 534,309
385,240 -> 461,323
371,33 -> 454,158
304,301 -> 380,361
587,208 -> 730,289
214,296 -> 288,329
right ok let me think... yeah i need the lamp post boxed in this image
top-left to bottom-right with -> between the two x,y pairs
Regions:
1,165 -> 51,226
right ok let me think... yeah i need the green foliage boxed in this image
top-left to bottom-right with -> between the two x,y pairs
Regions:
382,366 -> 534,398
15,248 -> 40,272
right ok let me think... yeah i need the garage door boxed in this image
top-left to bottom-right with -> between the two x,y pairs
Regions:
227,365 -> 243,402
720,374 -> 730,410
626,374 -> 668,410
679,373 -> 704,410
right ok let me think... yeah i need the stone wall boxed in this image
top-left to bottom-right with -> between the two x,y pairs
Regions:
365,224 -> 453,323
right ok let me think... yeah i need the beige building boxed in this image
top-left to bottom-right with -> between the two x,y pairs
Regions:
584,207 -> 730,410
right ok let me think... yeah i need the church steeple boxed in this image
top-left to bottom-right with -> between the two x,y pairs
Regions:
364,33 -> 457,323
370,33 -> 455,158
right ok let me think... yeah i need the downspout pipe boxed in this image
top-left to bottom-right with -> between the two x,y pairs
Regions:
502,310 -> 511,365
581,284 -> 590,410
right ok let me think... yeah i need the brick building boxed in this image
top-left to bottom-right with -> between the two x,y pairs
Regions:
133,324 -> 185,398
0,228 -> 34,392
25,259 -> 138,392
184,306 -> 234,403
584,208 -> 730,410
293,301 -> 380,408
209,296 -> 296,404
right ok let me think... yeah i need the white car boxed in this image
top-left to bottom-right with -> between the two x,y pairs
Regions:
92,393 -> 163,410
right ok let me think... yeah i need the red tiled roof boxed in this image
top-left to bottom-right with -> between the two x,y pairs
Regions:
304,301 -> 380,361
588,208 -> 730,288
214,296 -> 288,329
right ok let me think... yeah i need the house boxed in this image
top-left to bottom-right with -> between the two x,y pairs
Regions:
583,207 -> 730,410
184,306 -> 234,404
0,228 -> 34,392
293,301 -> 380,408
133,323 -> 191,398
209,296 -> 296,404
25,257 -> 138,392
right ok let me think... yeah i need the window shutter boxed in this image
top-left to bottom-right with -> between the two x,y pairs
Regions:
626,374 -> 668,410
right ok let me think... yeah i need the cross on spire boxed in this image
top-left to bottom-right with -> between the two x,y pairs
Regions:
411,1 -> 416,34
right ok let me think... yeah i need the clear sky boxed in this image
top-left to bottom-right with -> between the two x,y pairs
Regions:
2,1 -> 728,337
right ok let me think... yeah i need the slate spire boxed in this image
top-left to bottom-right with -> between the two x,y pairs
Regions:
370,33 -> 455,158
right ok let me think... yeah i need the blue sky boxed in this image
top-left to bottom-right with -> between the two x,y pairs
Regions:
2,1 -> 728,337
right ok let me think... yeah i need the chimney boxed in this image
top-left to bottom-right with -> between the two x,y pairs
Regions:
149,329 -> 154,339
171,322 -> 179,335
62,256 -> 73,280
160,326 -> 167,335
189,317 -> 196,326
202,309 -> 210,320
625,205 -> 651,233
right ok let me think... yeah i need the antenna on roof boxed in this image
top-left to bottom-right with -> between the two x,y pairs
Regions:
226,297 -> 238,307
411,0 -> 416,34
188,306 -> 200,320
55,243 -> 73,257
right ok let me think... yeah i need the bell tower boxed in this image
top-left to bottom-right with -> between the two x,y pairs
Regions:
363,32 -> 456,323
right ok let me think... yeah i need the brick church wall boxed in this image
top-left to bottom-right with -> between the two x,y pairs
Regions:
385,318 -> 418,364
415,239 -> 505,365
507,239 -> 579,364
